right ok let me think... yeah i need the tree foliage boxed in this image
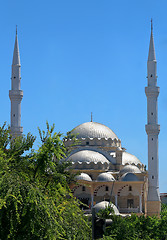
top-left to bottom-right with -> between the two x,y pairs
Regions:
97,205 -> 114,219
101,204 -> 167,240
0,123 -> 91,240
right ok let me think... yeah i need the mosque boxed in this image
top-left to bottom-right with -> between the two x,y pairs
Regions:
9,23 -> 161,217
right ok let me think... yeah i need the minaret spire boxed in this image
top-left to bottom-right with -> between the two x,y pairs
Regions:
12,27 -> 20,66
151,19 -> 153,32
148,19 -> 156,62
145,21 -> 161,217
9,28 -> 23,137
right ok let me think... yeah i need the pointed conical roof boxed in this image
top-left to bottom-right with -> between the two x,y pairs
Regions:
148,20 -> 156,61
12,28 -> 20,65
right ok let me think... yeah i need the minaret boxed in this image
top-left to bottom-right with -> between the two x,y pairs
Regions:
9,27 -> 23,137
145,20 -> 161,217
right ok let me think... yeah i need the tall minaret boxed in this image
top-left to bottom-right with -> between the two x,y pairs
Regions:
9,27 -> 23,137
145,20 -> 161,217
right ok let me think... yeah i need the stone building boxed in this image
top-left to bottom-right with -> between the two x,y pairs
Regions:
66,121 -> 147,215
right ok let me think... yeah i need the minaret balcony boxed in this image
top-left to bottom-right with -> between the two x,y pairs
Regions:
9,90 -> 23,100
145,124 -> 160,135
145,86 -> 159,97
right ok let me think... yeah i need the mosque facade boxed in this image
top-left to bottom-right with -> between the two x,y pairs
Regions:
66,122 -> 146,215
9,24 -> 161,217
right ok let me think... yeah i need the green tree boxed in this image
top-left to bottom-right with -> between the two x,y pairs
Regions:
97,204 -> 114,219
0,123 -> 91,240
101,206 -> 167,240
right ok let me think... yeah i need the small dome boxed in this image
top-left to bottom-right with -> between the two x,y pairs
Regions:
120,165 -> 141,175
122,152 -> 142,166
97,172 -> 115,182
72,122 -> 118,139
93,201 -> 119,215
121,172 -> 139,182
75,173 -> 92,182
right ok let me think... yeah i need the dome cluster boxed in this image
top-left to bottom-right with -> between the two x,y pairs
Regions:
69,121 -> 145,215
75,171 -> 140,182
66,121 -> 144,175
75,172 -> 115,182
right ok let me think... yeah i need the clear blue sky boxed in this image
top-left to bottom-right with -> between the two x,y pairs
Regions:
0,0 -> 167,192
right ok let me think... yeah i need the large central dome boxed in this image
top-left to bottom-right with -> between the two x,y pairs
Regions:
72,122 -> 118,139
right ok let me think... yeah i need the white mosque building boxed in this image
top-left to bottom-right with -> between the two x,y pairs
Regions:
9,23 -> 161,217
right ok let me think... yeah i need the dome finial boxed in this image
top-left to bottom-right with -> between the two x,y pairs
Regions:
91,112 -> 93,122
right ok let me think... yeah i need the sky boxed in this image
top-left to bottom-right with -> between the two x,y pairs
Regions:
0,0 -> 167,192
